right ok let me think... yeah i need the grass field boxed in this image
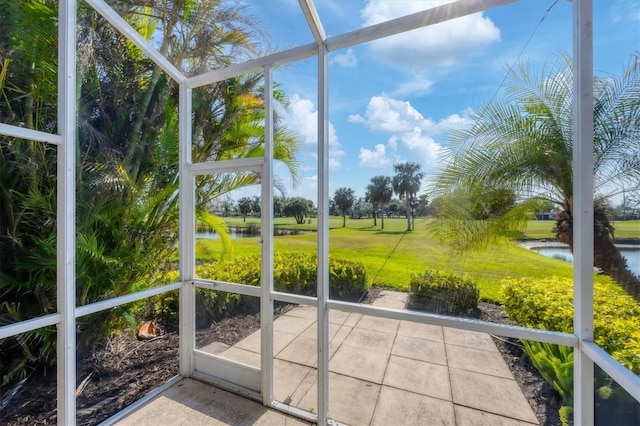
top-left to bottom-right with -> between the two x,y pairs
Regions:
196,216 -> 633,301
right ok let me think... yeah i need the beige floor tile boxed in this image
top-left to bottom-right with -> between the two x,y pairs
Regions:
116,378 -> 310,426
443,328 -> 498,352
383,355 -> 451,401
446,344 -> 513,379
276,335 -> 318,367
298,372 -> 381,425
329,309 -> 350,325
356,315 -> 400,334
371,290 -> 408,309
285,305 -> 317,321
392,334 -> 447,365
330,344 -> 390,383
371,386 -> 455,426
341,327 -> 395,353
343,312 -> 362,327
454,405 -> 539,425
273,359 -> 313,405
273,315 -> 315,335
199,341 -> 229,355
398,320 -> 444,342
235,329 -> 298,354
450,368 -> 538,424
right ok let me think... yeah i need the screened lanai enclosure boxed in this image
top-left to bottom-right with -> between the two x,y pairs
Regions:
1,0 -> 639,425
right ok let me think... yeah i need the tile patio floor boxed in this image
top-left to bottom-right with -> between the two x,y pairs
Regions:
116,291 -> 539,425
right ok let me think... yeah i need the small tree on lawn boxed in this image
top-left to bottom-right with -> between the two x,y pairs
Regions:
365,175 -> 393,229
334,187 -> 355,228
283,197 -> 314,224
238,197 -> 252,222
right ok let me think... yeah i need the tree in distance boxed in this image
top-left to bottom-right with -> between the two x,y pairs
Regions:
283,197 -> 314,224
392,162 -> 425,231
333,187 -> 355,228
365,175 -> 393,229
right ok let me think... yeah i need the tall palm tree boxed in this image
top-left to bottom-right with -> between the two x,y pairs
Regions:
333,187 -> 355,228
392,162 -> 424,231
433,54 -> 640,302
365,175 -> 393,229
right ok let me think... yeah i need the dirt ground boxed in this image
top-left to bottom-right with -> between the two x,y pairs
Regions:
0,295 -> 562,426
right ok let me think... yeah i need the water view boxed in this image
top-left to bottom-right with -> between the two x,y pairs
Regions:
532,246 -> 640,276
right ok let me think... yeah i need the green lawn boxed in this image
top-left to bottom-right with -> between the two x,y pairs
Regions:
197,216 -> 624,302
523,219 -> 640,240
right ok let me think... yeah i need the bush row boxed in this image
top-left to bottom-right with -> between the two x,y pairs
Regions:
501,277 -> 640,424
159,252 -> 368,327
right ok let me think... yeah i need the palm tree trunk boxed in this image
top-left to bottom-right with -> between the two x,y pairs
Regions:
373,208 -> 377,227
405,198 -> 411,231
381,212 -> 385,230
555,207 -> 640,303
343,215 -> 346,227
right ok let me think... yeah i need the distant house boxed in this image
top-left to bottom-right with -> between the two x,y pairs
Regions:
536,211 -> 557,220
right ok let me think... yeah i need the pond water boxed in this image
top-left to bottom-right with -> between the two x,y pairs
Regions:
532,247 -> 640,276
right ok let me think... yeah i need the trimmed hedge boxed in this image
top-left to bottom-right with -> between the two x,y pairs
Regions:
159,252 -> 367,327
409,269 -> 479,314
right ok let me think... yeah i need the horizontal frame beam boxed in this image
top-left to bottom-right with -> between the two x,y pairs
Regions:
76,282 -> 183,318
188,158 -> 264,176
0,123 -> 63,145
328,300 -> 577,347
0,313 -> 60,340
187,43 -> 318,88
326,0 -> 519,52
194,279 -> 262,298
271,291 -> 318,307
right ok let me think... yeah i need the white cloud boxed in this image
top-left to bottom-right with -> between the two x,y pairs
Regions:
361,1 -> 501,68
359,144 -> 395,168
390,73 -> 435,97
353,94 -> 473,171
331,48 -> 358,68
285,95 -> 344,171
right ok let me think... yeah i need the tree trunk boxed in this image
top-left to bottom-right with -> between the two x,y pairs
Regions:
373,209 -> 377,227
405,199 -> 411,231
381,213 -> 385,230
342,215 -> 346,228
555,206 -> 640,303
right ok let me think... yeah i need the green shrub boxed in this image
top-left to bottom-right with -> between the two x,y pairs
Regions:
156,253 -> 368,326
501,277 -> 640,424
409,270 -> 480,314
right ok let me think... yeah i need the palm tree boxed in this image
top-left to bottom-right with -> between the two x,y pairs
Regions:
433,54 -> 640,302
365,176 -> 393,229
333,187 -> 355,228
392,162 -> 424,231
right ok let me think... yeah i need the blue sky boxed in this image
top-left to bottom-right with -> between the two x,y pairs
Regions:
241,0 -> 639,204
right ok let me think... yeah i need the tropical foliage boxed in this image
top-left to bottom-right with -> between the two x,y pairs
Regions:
365,175 -> 393,229
333,187 -> 355,228
392,162 -> 424,231
0,0 -> 300,381
432,54 -> 640,301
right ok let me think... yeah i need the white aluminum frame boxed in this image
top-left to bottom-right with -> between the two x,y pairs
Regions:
0,1 -> 638,425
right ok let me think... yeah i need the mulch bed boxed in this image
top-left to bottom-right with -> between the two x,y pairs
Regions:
0,292 -> 562,426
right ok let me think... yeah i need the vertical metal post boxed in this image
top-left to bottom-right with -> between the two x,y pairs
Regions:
179,82 -> 195,377
261,65 -> 275,404
316,43 -> 330,425
572,1 -> 595,424
57,1 -> 77,424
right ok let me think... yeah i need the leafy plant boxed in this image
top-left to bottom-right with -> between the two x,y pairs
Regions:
409,270 -> 480,314
502,277 -> 640,423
